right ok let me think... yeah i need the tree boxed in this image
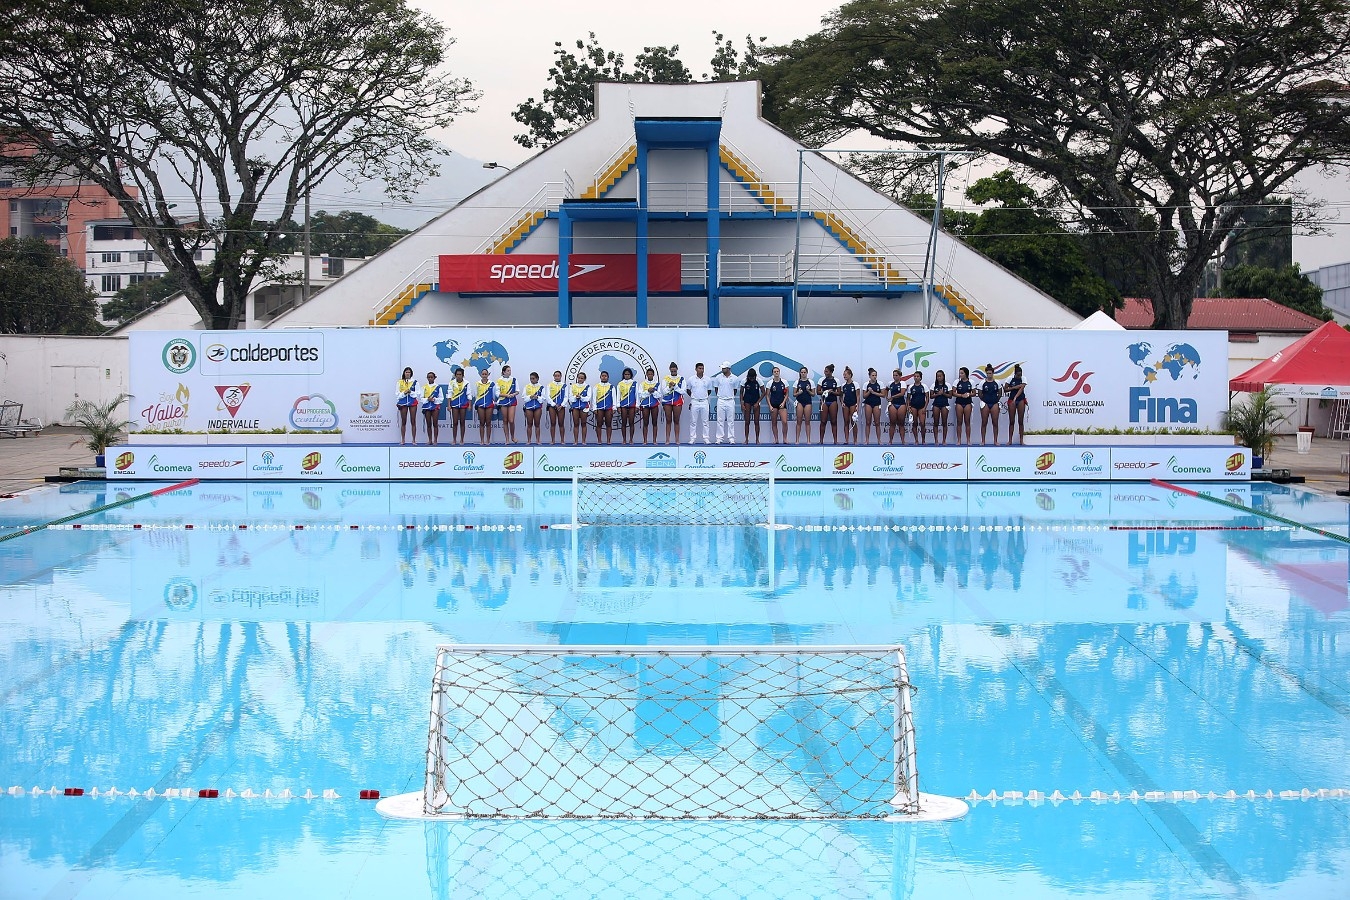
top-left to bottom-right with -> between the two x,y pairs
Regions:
101,271 -> 186,326
1217,263 -> 1330,319
272,210 -> 410,259
761,0 -> 1350,328
513,32 -> 766,148
0,0 -> 476,330
0,236 -> 102,334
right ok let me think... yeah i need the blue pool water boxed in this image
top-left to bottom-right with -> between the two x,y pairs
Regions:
2,479 -> 1349,898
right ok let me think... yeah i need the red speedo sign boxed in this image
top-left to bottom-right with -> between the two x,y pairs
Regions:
439,254 -> 682,293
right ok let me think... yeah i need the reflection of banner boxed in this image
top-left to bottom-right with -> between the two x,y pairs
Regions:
129,328 -> 1231,443
438,254 -> 682,293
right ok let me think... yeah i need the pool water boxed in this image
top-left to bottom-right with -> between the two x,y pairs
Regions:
1,479 -> 1348,899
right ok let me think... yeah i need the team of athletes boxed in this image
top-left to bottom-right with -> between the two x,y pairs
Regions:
395,361 -> 1029,447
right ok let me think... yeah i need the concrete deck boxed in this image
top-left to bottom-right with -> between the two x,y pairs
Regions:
2,427 -> 1349,499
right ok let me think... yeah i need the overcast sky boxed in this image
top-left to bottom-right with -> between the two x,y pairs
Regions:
359,0 -> 1347,269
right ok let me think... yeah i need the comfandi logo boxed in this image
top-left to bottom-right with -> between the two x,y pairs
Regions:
463,451 -> 475,465
457,450 -> 485,473
872,450 -> 904,474
882,452 -> 895,466
261,451 -> 275,465
694,451 -> 707,465
1072,450 -> 1104,474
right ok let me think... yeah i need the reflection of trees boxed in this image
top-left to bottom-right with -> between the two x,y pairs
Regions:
0,618 -> 443,877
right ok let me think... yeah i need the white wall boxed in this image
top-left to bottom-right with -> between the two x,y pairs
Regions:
0,335 -> 129,425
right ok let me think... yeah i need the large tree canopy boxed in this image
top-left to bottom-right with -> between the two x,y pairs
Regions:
513,32 -> 765,148
761,0 -> 1350,328
0,0 -> 476,329
0,237 -> 102,334
1217,263 -> 1330,319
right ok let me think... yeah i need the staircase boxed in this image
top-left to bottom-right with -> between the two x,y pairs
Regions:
718,145 -> 793,213
811,211 -> 907,285
935,284 -> 989,327
483,145 -> 638,256
369,280 -> 435,326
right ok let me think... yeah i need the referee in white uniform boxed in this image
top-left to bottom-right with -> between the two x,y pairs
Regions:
686,362 -> 712,444
712,361 -> 741,444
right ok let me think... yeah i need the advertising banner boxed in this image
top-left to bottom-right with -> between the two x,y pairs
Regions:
106,446 -> 248,479
1109,446 -> 1251,481
130,328 -> 1231,444
243,446 -> 390,480
390,446 -> 533,480
438,254 -> 683,294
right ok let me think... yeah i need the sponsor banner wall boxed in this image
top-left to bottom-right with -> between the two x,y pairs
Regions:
438,254 -> 683,293
108,443 -> 1251,481
1110,446 -> 1251,482
390,446 -> 532,480
130,328 -> 1230,443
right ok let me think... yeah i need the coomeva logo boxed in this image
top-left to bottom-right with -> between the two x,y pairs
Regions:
775,453 -> 822,474
334,454 -> 382,474
537,453 -> 576,474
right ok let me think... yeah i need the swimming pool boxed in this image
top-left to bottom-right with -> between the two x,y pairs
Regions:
1,479 -> 1348,898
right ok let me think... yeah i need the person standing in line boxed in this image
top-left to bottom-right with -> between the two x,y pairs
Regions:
617,367 -> 638,445
639,366 -> 661,444
545,370 -> 567,444
569,371 -> 593,445
953,367 -> 974,446
817,363 -> 840,445
396,366 -> 419,446
907,370 -> 929,445
446,367 -> 470,445
930,370 -> 951,446
862,367 -> 884,445
741,367 -> 763,444
420,371 -> 445,446
593,370 -> 615,445
661,362 -> 686,444
978,364 -> 1002,445
767,367 -> 789,445
472,368 -> 496,445
793,366 -> 814,445
840,366 -> 859,444
712,361 -> 741,444
887,368 -> 907,445
522,372 -> 544,445
686,362 -> 712,444
495,365 -> 519,443
1005,363 -> 1028,445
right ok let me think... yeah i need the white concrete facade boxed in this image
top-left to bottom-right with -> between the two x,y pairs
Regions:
0,334 -> 129,426
271,81 -> 1081,331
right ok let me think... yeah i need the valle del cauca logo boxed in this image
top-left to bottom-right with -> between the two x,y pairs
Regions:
1127,341 -> 1202,424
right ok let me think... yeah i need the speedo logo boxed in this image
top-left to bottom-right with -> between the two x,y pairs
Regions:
1113,461 -> 1160,470
488,261 -> 605,282
398,460 -> 445,468
915,461 -> 961,470
723,460 -> 770,468
589,460 -> 637,468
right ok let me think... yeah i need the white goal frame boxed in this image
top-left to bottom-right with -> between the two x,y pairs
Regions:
377,644 -> 966,823
569,469 -> 776,529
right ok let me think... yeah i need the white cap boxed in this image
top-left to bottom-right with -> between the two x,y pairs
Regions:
720,360 -> 731,369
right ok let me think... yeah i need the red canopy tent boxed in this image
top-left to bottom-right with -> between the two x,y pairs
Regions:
1230,320 -> 1350,397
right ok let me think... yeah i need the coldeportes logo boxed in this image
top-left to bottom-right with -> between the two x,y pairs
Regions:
833,452 -> 854,471
162,338 -> 196,374
335,454 -> 382,474
114,451 -> 135,471
1052,361 -> 1093,397
1226,452 -> 1246,472
1035,451 -> 1056,472
503,450 -> 524,471
204,340 -> 319,364
290,395 -> 339,430
775,453 -> 822,474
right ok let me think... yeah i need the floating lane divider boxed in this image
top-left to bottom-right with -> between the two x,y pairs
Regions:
1151,478 -> 1350,546
5,784 -> 377,802
965,788 -> 1350,807
0,479 -> 200,545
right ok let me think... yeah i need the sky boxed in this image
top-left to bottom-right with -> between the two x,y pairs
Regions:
341,0 -> 1348,270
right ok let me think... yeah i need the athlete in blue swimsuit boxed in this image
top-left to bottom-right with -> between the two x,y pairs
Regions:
767,367 -> 789,445
863,367 -> 883,445
953,367 -> 974,446
817,363 -> 840,445
1005,363 -> 1028,445
978,364 -> 1002,446
887,368 -> 907,445
930,370 -> 951,446
840,366 -> 859,444
906,371 -> 928,445
794,367 -> 814,445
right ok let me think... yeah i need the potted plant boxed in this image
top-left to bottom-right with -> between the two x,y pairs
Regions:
1222,388 -> 1287,469
67,393 -> 132,468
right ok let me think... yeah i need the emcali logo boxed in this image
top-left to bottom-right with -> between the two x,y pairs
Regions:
1052,362 -> 1093,397
503,451 -> 524,471
301,452 -> 322,472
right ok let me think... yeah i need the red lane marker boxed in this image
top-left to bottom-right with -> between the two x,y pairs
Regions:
63,787 -> 84,797
1150,478 -> 1201,498
359,789 -> 381,800
150,478 -> 199,498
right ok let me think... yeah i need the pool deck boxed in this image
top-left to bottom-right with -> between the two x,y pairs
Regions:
4,426 -> 1350,497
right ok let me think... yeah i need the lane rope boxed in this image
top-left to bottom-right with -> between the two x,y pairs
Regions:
0,479 -> 199,544
1151,478 -> 1350,546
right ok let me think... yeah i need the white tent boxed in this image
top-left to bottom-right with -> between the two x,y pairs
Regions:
1072,310 -> 1125,330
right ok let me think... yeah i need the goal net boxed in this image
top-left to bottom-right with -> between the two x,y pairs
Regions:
411,645 -> 920,820
571,470 -> 774,528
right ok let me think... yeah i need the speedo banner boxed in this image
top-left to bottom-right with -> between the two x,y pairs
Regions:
438,254 -> 683,293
